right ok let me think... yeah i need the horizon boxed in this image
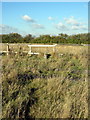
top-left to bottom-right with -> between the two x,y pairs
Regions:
0,2 -> 88,36
1,32 -> 88,38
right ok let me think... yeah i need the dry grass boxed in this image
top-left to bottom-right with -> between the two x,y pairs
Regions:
1,43 -> 88,54
30,77 -> 88,118
1,44 -> 88,119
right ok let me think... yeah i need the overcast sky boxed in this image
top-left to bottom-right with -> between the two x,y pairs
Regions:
0,2 -> 88,36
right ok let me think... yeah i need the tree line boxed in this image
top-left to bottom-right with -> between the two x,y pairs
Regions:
0,33 -> 89,44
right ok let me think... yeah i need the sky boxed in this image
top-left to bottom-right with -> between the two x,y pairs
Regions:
1,0 -> 89,2
0,2 -> 88,36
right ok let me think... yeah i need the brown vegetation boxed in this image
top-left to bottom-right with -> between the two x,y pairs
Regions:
2,45 -> 88,119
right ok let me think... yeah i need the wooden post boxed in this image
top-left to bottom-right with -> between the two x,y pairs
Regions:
44,53 -> 47,59
28,45 -> 32,56
7,43 -> 9,55
28,44 -> 57,56
30,46 -> 32,53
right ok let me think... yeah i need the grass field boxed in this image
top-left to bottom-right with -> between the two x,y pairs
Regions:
1,44 -> 88,119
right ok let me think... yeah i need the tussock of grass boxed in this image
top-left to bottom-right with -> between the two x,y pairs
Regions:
29,77 -> 88,118
2,45 -> 88,119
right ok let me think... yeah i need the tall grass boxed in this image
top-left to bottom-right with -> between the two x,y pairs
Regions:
2,45 -> 88,119
1,43 -> 88,54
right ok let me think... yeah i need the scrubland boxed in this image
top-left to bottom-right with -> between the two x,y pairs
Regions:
1,45 -> 88,119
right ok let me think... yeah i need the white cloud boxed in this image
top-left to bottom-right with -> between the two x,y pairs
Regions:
64,16 -> 88,31
55,22 -> 68,30
22,15 -> 35,22
64,16 -> 80,25
71,25 -> 87,30
0,24 -> 27,35
48,16 -> 54,21
32,23 -> 45,29
0,24 -> 19,34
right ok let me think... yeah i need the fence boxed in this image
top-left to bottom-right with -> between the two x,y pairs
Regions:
28,44 -> 57,55
0,43 -> 57,56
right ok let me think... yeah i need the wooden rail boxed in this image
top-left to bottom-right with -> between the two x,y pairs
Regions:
28,44 -> 57,55
0,43 -> 28,55
0,43 -> 57,57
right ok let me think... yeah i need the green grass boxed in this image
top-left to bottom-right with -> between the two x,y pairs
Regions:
2,45 -> 88,119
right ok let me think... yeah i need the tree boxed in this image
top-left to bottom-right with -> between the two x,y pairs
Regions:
1,33 -> 88,44
2,33 -> 23,43
23,34 -> 34,43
